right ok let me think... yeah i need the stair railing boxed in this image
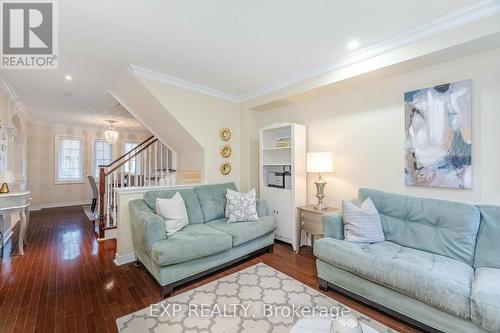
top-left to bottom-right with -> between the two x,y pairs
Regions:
97,136 -> 175,238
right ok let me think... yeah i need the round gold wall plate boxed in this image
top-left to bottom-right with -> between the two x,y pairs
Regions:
220,162 -> 232,175
220,128 -> 231,141
220,144 -> 232,158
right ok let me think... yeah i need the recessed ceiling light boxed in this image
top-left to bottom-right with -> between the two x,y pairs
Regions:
64,75 -> 72,81
347,40 -> 360,50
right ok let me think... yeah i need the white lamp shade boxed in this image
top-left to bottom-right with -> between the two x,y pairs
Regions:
104,129 -> 119,144
307,152 -> 333,173
0,171 -> 16,184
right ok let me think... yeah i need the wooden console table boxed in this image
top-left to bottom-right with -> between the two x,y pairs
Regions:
0,191 -> 31,257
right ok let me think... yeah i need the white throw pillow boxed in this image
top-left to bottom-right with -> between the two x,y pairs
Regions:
342,198 -> 385,243
155,192 -> 189,236
225,189 -> 259,223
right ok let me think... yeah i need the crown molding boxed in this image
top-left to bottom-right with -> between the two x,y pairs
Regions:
0,74 -> 30,121
129,64 -> 241,103
127,1 -> 500,104
1,1 -> 498,118
238,0 -> 500,102
0,81 -> 30,123
30,118 -> 150,134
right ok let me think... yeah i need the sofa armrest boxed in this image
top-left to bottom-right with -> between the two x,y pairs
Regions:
256,199 -> 268,217
129,199 -> 167,253
322,212 -> 344,240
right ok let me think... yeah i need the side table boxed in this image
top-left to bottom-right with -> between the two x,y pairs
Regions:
0,191 -> 31,257
296,204 -> 338,253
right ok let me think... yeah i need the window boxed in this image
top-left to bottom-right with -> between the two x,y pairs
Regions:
123,142 -> 138,174
93,139 -> 113,178
56,136 -> 84,183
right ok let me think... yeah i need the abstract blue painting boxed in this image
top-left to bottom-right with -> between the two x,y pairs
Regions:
404,80 -> 472,189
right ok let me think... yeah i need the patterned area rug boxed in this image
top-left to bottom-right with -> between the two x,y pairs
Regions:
116,263 -> 397,333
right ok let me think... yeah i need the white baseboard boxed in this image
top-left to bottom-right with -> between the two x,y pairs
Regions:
29,200 -> 91,211
114,252 -> 136,266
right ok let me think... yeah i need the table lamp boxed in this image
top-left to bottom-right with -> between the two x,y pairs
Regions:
0,171 -> 16,193
307,152 -> 333,210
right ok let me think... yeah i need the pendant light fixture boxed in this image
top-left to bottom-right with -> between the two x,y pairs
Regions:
104,120 -> 119,144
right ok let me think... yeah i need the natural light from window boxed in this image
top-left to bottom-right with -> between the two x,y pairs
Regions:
57,136 -> 84,183
124,142 -> 138,175
94,139 -> 113,178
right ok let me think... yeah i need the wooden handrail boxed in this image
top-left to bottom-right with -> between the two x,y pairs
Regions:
105,138 -> 158,175
98,135 -> 156,239
97,135 -> 175,239
98,135 -> 155,168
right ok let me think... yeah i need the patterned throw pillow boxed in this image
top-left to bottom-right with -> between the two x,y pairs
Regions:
342,198 -> 385,243
226,189 -> 259,223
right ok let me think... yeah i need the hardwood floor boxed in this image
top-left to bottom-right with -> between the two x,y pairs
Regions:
0,206 -> 423,333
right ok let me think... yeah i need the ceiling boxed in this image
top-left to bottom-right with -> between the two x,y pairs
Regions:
2,0 -> 486,129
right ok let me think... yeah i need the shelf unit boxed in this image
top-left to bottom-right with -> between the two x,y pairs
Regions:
259,123 -> 306,250
262,146 -> 291,151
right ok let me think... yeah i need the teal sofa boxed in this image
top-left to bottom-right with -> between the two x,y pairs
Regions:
129,182 -> 276,297
315,188 -> 500,333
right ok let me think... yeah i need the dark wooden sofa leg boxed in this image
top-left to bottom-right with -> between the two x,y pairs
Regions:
161,284 -> 173,298
267,244 -> 274,253
318,278 -> 329,291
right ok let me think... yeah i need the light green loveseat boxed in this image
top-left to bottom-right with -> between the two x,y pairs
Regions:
129,182 -> 276,297
315,188 -> 500,333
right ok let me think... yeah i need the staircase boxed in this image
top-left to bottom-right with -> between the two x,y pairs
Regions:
97,135 -> 175,239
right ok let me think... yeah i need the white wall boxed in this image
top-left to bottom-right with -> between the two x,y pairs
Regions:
27,123 -> 151,209
248,48 -> 500,207
139,78 -> 242,186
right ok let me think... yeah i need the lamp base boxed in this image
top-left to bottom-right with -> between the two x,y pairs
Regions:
313,174 -> 327,211
0,183 -> 10,193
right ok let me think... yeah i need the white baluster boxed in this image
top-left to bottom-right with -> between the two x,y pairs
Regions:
142,148 -> 146,187
115,168 -> 120,225
148,146 -> 151,186
166,147 -> 170,185
106,173 -> 111,227
113,170 -> 117,225
155,141 -> 158,186
160,143 -> 164,185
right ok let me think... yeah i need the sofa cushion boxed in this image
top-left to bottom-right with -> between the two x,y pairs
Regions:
359,188 -> 480,265
314,238 -> 473,319
144,188 -> 204,224
471,267 -> 500,332
151,224 -> 232,266
194,182 -> 237,222
474,205 -> 500,269
207,216 -> 276,246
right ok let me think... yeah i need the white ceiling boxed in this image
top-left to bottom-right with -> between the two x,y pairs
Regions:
2,0 -> 486,128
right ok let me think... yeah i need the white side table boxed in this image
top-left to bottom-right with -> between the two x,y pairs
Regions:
296,205 -> 339,253
0,191 -> 31,257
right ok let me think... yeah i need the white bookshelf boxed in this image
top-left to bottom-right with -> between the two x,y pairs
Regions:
259,123 -> 306,250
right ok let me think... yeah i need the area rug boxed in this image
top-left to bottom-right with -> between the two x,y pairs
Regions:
116,263 -> 397,333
